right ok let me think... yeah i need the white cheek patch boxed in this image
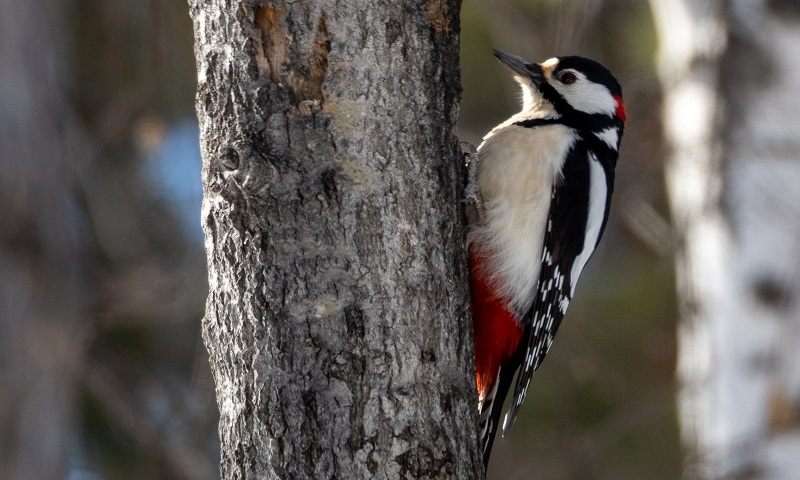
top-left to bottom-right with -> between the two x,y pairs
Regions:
553,73 -> 617,117
594,127 -> 620,150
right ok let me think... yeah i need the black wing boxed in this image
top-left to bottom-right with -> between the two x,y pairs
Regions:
501,141 -> 614,434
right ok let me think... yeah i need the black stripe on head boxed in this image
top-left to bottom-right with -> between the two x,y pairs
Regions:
553,56 -> 622,98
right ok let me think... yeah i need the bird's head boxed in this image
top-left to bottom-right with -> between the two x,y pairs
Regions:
493,50 -> 626,127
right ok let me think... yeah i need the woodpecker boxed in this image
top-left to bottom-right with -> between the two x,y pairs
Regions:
466,50 -> 626,467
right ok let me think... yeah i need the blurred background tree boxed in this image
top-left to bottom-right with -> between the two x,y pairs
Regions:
2,0 -> 217,478
3,0 -> 798,478
652,0 -> 800,478
1,0 -> 88,478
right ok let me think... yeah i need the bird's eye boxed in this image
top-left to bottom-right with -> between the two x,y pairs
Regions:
559,72 -> 578,85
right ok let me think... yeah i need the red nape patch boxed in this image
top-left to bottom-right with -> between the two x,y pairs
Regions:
469,246 -> 524,400
613,94 -> 627,124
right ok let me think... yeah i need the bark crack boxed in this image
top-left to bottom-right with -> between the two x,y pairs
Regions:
254,6 -> 329,115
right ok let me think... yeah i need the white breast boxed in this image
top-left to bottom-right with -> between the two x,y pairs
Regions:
470,121 -> 577,314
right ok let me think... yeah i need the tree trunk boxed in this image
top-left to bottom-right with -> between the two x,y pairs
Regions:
0,0 -> 86,478
189,1 -> 482,478
652,1 -> 800,478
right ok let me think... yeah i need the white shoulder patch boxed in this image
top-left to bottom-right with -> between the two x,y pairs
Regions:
594,127 -> 619,150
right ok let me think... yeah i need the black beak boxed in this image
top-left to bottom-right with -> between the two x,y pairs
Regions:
493,50 -> 543,84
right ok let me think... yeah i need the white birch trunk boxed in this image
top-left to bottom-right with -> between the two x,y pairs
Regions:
651,1 -> 800,478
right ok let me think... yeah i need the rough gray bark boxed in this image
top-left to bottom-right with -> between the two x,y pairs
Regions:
652,0 -> 800,478
0,0 -> 86,478
189,1 -> 482,478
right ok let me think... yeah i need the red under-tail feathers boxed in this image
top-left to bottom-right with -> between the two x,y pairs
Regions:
469,245 -> 524,402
